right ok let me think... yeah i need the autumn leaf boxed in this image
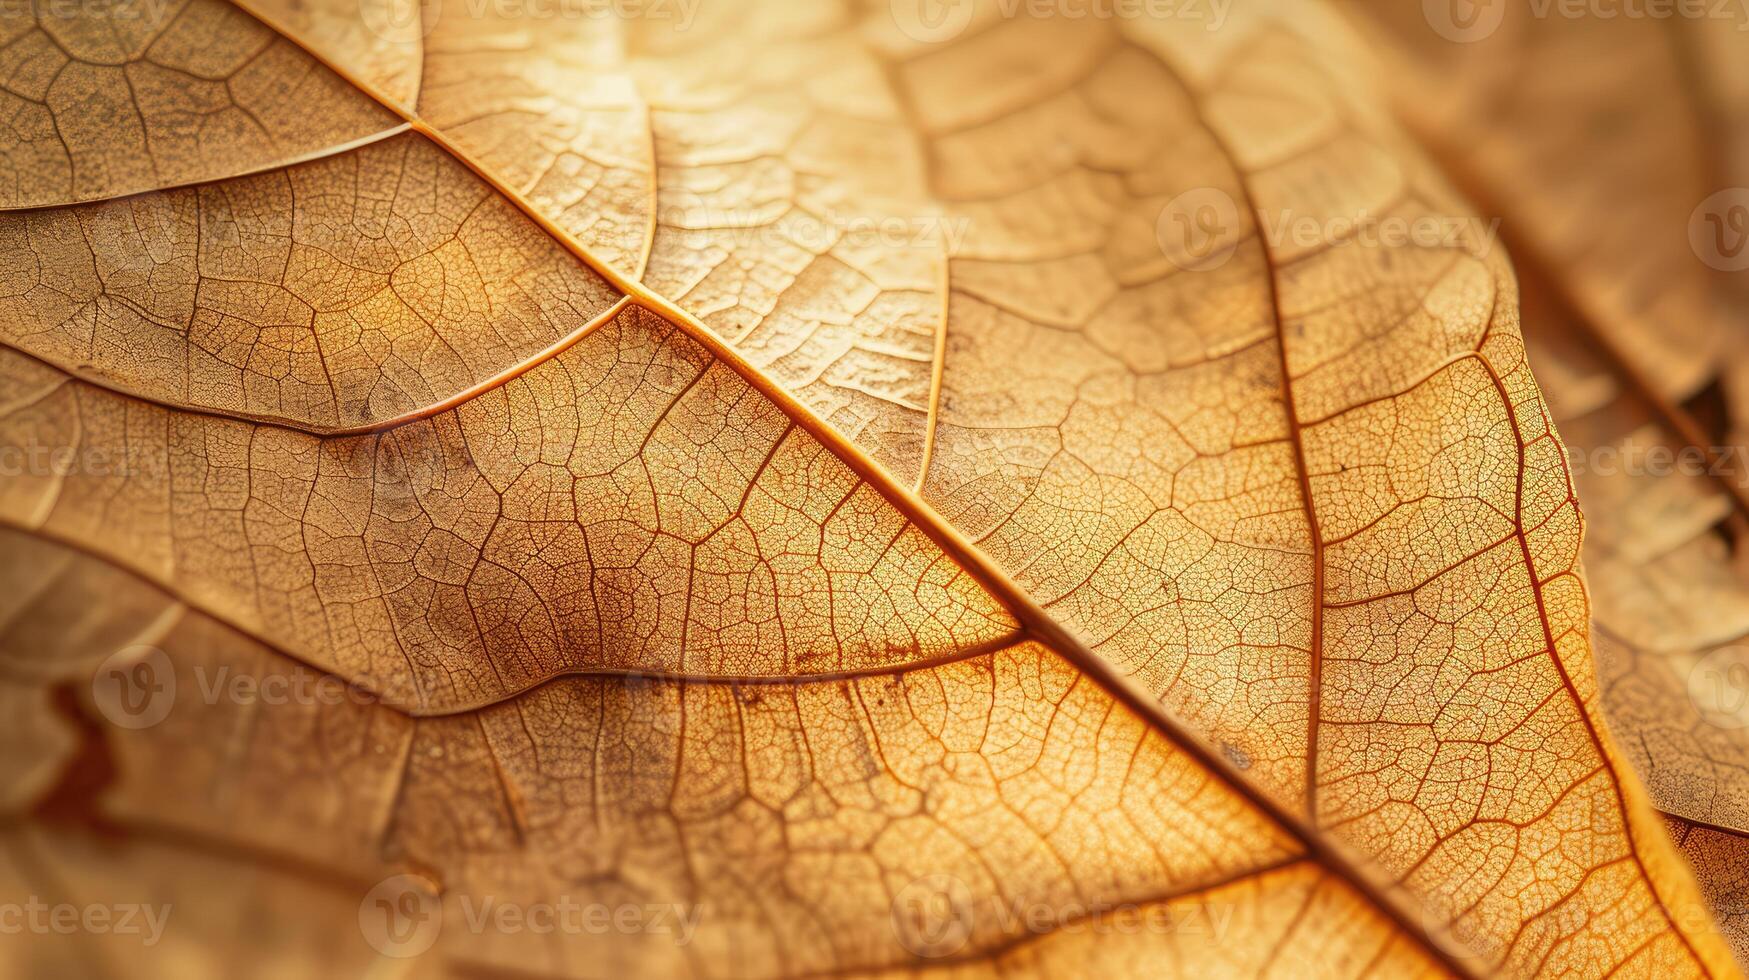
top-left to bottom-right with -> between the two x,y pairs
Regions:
0,0 -> 1735,977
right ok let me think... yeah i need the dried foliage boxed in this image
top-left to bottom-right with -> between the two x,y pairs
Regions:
0,1 -> 1744,977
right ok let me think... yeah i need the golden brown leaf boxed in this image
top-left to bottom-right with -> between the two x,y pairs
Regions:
2,529 -> 1459,978
0,1 -> 1736,978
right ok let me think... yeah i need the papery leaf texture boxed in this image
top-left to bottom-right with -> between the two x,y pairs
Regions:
0,1 -> 1738,978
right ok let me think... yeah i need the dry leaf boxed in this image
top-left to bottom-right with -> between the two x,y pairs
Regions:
0,0 -> 1735,977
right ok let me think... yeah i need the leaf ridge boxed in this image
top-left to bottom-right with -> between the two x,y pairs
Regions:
0,296 -> 635,438
1155,50 -> 1329,822
0,123 -> 414,213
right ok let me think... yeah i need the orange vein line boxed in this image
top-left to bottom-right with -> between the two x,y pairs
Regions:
0,123 -> 413,212
634,98 -> 659,281
1153,47 -> 1327,823
915,235 -> 952,491
1659,811 -> 1749,842
0,296 -> 631,437
1469,350 -> 1719,978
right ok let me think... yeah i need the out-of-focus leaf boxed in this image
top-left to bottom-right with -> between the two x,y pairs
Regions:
1343,3 -> 1747,402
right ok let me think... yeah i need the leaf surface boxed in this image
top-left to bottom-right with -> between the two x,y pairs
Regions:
0,1 -> 1736,977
